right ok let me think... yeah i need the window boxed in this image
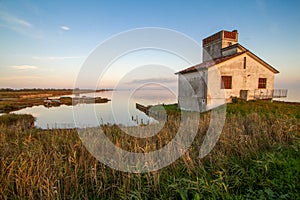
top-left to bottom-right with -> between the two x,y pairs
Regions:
243,57 -> 246,69
258,78 -> 267,89
221,76 -> 232,89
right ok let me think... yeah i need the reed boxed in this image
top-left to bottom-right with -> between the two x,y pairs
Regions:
0,100 -> 299,199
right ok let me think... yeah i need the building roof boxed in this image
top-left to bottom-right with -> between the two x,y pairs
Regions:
221,43 -> 246,52
176,44 -> 279,74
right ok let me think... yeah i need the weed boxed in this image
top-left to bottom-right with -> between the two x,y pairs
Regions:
0,101 -> 299,199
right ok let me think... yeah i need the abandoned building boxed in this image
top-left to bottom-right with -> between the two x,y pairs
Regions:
176,30 -> 287,112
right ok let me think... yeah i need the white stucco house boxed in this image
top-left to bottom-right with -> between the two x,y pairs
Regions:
176,30 -> 286,112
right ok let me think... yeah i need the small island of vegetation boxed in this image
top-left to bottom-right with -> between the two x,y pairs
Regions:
0,88 -> 112,113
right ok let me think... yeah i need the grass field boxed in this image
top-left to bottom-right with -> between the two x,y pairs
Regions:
0,100 -> 299,199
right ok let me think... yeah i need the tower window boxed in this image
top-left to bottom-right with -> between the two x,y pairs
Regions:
243,57 -> 246,69
258,78 -> 267,89
221,76 -> 232,89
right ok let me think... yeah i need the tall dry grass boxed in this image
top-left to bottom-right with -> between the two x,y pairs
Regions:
0,100 -> 299,199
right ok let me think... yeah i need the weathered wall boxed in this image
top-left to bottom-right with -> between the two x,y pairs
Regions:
221,47 -> 237,57
203,40 -> 222,62
202,30 -> 238,62
221,45 -> 244,57
206,66 -> 227,108
178,69 -> 208,112
178,54 -> 275,112
213,54 -> 275,100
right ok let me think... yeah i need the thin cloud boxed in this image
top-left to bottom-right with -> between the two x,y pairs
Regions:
32,56 -> 83,60
0,75 -> 41,81
13,17 -> 31,27
0,11 -> 41,38
11,65 -> 38,70
0,11 -> 32,28
60,26 -> 70,31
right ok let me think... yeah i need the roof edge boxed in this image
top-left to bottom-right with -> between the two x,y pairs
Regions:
245,51 -> 279,74
176,45 -> 280,75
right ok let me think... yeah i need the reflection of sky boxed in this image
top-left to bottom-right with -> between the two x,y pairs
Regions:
8,86 -> 299,129
13,105 -> 76,129
12,90 -> 177,129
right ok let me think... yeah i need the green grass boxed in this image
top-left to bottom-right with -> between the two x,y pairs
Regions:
163,143 -> 300,199
227,99 -> 300,118
162,103 -> 180,113
0,100 -> 299,199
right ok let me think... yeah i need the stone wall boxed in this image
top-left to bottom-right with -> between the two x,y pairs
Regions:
178,69 -> 208,112
202,30 -> 238,62
210,54 -> 275,101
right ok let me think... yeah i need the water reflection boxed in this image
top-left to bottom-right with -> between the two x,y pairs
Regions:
12,90 -> 177,129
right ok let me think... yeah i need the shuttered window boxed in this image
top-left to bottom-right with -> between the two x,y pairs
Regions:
258,78 -> 267,89
221,76 -> 232,89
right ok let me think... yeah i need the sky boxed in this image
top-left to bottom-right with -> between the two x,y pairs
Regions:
0,0 -> 300,92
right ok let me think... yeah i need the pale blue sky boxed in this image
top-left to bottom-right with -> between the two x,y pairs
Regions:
0,0 -> 299,90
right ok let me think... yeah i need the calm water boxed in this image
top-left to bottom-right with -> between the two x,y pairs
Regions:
12,90 -> 177,129
7,88 -> 300,129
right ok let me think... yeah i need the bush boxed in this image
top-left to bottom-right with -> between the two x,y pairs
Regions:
0,114 -> 35,128
1,104 -> 19,112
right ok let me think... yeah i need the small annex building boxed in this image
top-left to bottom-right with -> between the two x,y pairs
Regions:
176,30 -> 286,112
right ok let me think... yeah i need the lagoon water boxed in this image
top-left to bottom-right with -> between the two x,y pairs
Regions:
9,87 -> 299,129
12,90 -> 177,129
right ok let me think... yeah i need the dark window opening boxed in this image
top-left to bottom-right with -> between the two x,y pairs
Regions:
221,76 -> 232,89
243,57 -> 246,69
258,78 -> 267,89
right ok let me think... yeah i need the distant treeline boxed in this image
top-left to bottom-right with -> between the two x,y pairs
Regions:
0,88 -> 72,92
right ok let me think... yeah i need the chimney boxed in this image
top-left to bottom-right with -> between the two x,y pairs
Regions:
202,30 -> 238,61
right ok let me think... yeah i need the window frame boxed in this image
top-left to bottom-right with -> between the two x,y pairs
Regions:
221,76 -> 232,89
258,78 -> 267,89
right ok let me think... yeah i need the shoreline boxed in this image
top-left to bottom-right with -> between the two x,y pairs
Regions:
0,89 -> 112,113
1,99 -> 299,130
